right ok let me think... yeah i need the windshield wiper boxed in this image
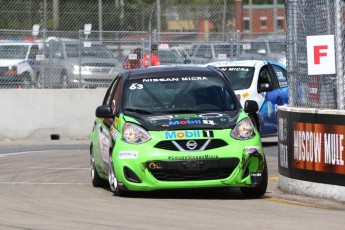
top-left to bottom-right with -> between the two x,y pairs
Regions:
124,108 -> 152,114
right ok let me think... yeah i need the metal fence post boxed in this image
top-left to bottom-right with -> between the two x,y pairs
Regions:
335,0 -> 344,109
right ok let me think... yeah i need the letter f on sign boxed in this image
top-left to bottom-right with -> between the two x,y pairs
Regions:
307,35 -> 335,75
313,45 -> 328,64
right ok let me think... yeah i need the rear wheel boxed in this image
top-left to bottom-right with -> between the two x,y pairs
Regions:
108,154 -> 126,196
90,147 -> 108,187
240,160 -> 268,198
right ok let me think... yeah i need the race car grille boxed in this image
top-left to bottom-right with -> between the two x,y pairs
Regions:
147,158 -> 239,181
154,139 -> 227,151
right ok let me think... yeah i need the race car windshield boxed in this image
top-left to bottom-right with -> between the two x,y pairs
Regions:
217,67 -> 254,90
124,75 -> 238,114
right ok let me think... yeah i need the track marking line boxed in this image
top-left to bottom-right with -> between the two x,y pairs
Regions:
0,182 -> 90,185
264,196 -> 330,209
269,176 -> 278,181
24,167 -> 89,170
0,149 -> 81,157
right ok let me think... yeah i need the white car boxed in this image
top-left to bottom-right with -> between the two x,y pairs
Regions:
0,40 -> 42,88
207,60 -> 288,137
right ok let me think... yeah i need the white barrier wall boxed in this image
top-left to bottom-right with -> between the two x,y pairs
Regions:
0,89 -> 107,140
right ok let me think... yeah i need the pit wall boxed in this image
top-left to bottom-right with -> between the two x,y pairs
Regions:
278,106 -> 345,202
0,89 -> 106,140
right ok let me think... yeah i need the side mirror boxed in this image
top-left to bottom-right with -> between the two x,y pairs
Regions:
244,100 -> 259,113
95,105 -> 114,118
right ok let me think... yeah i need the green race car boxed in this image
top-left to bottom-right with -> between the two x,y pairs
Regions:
90,65 -> 267,198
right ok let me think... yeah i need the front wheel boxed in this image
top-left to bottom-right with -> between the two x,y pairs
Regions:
240,160 -> 268,198
90,147 -> 108,187
21,73 -> 33,88
108,154 -> 126,196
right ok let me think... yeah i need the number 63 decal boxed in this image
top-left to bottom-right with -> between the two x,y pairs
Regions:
130,83 -> 143,90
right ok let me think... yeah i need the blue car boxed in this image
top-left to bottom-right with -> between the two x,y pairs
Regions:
207,60 -> 288,137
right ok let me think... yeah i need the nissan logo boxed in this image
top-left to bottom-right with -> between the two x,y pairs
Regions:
186,141 -> 198,150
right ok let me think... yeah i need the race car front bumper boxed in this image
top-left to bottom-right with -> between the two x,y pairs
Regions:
112,137 -> 265,192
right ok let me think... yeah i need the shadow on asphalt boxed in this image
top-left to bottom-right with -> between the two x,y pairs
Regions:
112,188 -> 269,200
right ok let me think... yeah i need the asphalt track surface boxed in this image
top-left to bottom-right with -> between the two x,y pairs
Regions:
0,138 -> 344,230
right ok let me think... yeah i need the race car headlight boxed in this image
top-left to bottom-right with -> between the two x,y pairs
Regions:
230,118 -> 255,140
122,123 -> 151,144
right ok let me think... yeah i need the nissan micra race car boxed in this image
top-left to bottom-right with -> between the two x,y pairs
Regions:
90,65 -> 267,198
207,60 -> 288,137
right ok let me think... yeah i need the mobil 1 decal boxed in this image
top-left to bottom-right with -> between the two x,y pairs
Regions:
165,130 -> 214,139
203,130 -> 214,138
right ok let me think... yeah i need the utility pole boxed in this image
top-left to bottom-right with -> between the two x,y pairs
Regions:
98,0 -> 103,40
156,0 -> 161,41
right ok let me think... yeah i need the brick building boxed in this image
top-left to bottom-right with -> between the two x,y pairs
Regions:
235,0 -> 286,33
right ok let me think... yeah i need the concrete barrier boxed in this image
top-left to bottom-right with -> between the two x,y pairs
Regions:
0,89 -> 107,140
278,106 -> 345,202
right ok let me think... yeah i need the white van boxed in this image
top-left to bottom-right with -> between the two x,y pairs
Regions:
0,40 -> 42,88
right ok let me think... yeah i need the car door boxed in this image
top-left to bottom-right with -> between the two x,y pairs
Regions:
43,40 -> 65,87
256,64 -> 286,136
95,76 -> 123,175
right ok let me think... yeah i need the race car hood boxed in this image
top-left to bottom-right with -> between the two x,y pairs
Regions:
123,110 -> 242,131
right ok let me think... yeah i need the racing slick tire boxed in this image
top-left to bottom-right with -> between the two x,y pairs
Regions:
90,147 -> 108,187
240,160 -> 268,198
108,153 -> 126,197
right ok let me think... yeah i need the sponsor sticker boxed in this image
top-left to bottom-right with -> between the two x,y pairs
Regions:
168,119 -> 202,126
114,117 -> 120,126
99,133 -> 110,163
168,154 -> 218,160
110,125 -> 120,140
165,130 -> 214,139
119,151 -> 138,159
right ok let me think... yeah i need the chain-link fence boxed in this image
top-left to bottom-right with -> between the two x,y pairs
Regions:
286,0 -> 344,109
0,0 -> 287,89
